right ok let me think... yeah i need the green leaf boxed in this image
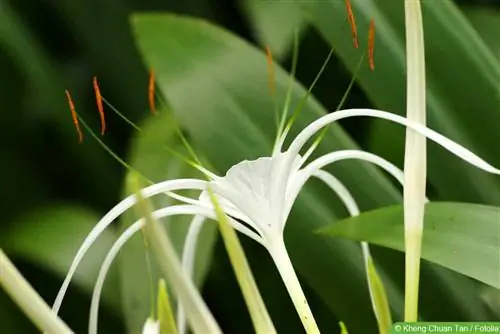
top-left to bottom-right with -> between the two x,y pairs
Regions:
320,202 -> 500,290
301,0 -> 500,204
131,13 -> 406,332
0,205 -> 120,309
118,110 -> 217,333
240,0 -> 306,58
462,6 -> 500,59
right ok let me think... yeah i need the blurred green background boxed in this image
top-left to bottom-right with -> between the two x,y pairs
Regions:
1,0 -> 500,333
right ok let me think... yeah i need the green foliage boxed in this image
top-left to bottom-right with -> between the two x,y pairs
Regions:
1,0 -> 500,333
320,202 -> 500,291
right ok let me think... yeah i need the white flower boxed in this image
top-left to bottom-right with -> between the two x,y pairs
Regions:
52,108 -> 500,334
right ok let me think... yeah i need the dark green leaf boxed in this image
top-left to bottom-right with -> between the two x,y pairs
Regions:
240,0 -> 306,58
320,202 -> 500,290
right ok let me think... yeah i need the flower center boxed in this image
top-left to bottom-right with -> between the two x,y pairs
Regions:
207,151 -> 302,235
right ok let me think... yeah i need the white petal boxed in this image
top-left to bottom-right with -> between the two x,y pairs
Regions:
89,205 -> 216,334
287,108 -> 500,175
52,179 -> 207,314
142,318 -> 160,334
210,152 -> 301,234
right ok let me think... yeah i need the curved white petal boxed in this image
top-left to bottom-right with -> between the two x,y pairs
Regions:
198,190 -> 251,223
52,179 -> 207,314
285,149 -> 434,218
142,318 -> 160,334
89,204 -> 215,334
312,170 -> 360,217
286,108 -> 500,175
177,215 -> 205,334
165,191 -> 202,206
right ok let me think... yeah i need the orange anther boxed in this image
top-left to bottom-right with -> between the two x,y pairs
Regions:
93,76 -> 106,135
368,18 -> 375,71
65,90 -> 83,143
148,69 -> 156,115
345,0 -> 358,49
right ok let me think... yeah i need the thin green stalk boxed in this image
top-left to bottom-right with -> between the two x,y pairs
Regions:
132,175 -> 222,334
0,250 -> 73,334
403,0 -> 427,321
207,189 -> 277,334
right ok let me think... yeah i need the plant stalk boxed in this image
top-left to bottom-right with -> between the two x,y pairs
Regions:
403,0 -> 427,321
0,249 -> 73,334
269,237 -> 320,334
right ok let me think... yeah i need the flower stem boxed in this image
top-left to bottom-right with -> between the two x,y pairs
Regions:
0,249 -> 73,334
269,238 -> 320,334
405,227 -> 423,321
404,0 -> 426,321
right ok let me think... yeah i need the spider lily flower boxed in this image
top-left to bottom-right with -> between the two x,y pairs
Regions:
53,96 -> 500,334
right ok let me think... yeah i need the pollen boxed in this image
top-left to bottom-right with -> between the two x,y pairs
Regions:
368,18 -> 375,71
93,76 -> 106,135
265,46 -> 276,97
65,90 -> 83,143
345,0 -> 358,49
148,69 -> 156,115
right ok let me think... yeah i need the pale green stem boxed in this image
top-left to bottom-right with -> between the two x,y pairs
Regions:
404,0 -> 426,321
404,227 -> 423,321
268,237 -> 320,334
132,179 -> 222,334
0,249 -> 73,334
208,189 -> 277,334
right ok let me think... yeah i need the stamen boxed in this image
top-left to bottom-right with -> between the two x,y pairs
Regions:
149,69 -> 156,115
368,18 -> 375,71
92,77 -> 106,135
345,0 -> 358,48
274,30 -> 300,155
65,90 -> 83,143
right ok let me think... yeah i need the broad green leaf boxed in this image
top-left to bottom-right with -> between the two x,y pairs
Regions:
300,0 -> 500,204
119,110 -> 217,333
320,202 -> 500,291
132,13 -> 407,332
240,0 -> 307,58
0,205 -> 120,309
